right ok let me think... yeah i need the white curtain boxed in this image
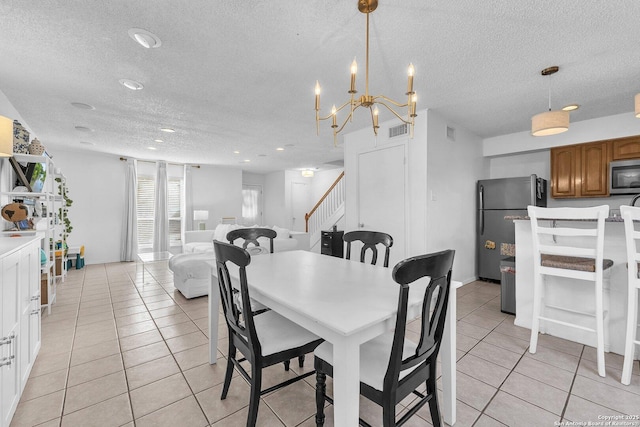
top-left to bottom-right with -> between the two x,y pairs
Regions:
182,165 -> 194,240
153,161 -> 169,252
120,159 -> 138,261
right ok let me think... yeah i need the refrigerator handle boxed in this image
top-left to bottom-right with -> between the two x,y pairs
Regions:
531,175 -> 537,207
478,184 -> 484,235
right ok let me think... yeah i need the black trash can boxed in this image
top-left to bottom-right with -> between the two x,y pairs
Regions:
500,257 -> 516,315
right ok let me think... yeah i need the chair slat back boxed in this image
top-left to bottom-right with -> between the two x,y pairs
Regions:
343,230 -> 393,267
214,240 -> 262,353
621,205 -> 640,289
528,205 -> 609,275
384,249 -> 455,390
226,227 -> 276,253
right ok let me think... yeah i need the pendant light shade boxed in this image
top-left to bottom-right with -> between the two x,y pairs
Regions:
635,93 -> 640,118
0,115 -> 13,158
531,110 -> 570,136
531,66 -> 570,137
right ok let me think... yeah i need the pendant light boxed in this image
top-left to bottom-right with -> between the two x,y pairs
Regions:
531,66 -> 569,137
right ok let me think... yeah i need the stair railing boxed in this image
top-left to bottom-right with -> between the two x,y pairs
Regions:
305,171 -> 345,234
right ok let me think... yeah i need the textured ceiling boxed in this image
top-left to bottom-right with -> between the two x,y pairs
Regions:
1,0 -> 640,173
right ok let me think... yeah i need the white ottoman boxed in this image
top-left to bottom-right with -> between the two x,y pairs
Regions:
168,252 -> 215,299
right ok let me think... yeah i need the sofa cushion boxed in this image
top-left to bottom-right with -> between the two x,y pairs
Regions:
272,225 -> 291,239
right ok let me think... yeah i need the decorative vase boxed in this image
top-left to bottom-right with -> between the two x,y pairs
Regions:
12,120 -> 30,154
29,138 -> 45,155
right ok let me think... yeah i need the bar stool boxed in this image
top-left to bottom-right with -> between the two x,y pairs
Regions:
528,205 -> 613,377
620,205 -> 640,385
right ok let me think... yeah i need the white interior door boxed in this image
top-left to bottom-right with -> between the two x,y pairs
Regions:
357,144 -> 407,266
291,181 -> 311,232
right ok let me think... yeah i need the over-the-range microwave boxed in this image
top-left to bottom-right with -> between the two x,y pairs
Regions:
609,159 -> 640,194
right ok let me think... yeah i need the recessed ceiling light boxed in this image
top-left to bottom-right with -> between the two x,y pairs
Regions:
128,28 -> 162,49
71,102 -> 95,110
147,146 -> 157,150
258,154 -> 267,157
233,150 -> 240,154
80,141 -> 94,145
243,159 -> 251,163
154,139 -> 163,143
119,79 -> 144,90
75,126 -> 93,132
276,147 -> 284,151
562,104 -> 580,111
159,127 -> 175,133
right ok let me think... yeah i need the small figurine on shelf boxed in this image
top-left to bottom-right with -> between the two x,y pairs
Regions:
29,138 -> 45,155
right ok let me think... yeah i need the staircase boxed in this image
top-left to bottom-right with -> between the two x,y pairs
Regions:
305,172 -> 345,250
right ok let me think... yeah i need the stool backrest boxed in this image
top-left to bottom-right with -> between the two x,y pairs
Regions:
621,205 -> 640,289
528,205 -> 609,279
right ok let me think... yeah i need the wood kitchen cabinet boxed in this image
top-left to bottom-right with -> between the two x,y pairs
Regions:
550,141 -> 609,198
611,135 -> 640,160
580,141 -> 609,197
550,145 -> 579,198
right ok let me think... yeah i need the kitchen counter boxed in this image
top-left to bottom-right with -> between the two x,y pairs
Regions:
511,218 -> 636,357
0,235 -> 42,257
505,215 -> 624,222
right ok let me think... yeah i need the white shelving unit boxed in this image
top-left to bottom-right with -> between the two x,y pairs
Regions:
1,154 -> 66,314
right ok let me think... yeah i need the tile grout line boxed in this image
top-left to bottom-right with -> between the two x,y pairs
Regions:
125,261 -> 217,425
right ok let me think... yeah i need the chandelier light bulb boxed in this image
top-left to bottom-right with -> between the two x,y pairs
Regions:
350,58 -> 358,93
373,106 -> 379,129
331,105 -> 337,128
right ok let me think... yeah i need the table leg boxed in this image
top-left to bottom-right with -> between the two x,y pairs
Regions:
208,271 -> 219,364
332,337 -> 360,427
441,282 -> 457,425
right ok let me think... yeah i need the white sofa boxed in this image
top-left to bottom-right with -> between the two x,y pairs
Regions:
169,224 -> 308,298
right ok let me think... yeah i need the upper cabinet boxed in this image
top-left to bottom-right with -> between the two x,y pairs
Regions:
550,135 -> 640,198
550,145 -> 580,198
580,141 -> 610,197
611,136 -> 640,160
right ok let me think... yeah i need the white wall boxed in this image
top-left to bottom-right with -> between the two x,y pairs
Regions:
343,109 -> 484,283
263,171 -> 284,227
484,112 -> 640,158
426,110 -> 486,284
190,165 -> 242,230
485,112 -> 640,210
50,151 -> 242,264
48,149 -> 126,265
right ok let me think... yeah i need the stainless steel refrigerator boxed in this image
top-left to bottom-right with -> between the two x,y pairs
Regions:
477,175 -> 547,282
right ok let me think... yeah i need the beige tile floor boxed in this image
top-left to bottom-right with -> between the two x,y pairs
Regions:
9,261 -> 640,427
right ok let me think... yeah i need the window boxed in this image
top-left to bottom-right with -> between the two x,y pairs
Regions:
136,172 -> 183,250
137,176 -> 155,250
242,185 -> 262,225
167,177 -> 182,247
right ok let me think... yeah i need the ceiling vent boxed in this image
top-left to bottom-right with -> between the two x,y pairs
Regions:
389,123 -> 408,138
446,126 -> 456,141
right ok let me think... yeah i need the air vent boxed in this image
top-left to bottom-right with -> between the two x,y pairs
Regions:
389,123 -> 408,138
446,126 -> 456,141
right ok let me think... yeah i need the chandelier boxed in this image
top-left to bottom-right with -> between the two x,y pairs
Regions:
314,0 -> 417,144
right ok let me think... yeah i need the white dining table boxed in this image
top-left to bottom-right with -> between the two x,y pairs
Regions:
207,250 -> 458,426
